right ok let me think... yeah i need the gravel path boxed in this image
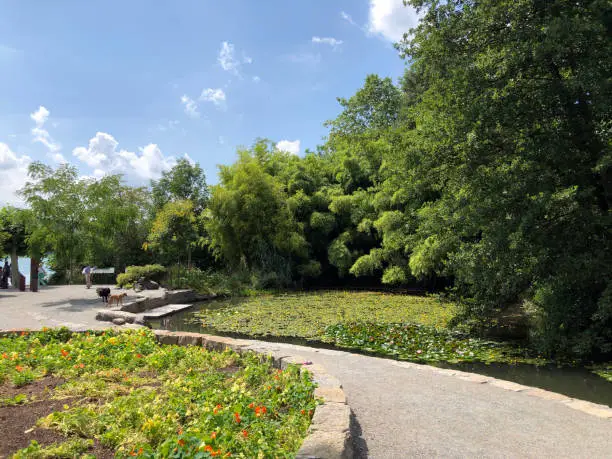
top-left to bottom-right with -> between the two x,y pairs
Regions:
2,287 -> 611,457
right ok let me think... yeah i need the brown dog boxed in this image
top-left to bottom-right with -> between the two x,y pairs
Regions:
108,292 -> 127,307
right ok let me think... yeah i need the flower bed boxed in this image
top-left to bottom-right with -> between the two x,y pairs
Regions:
0,328 -> 317,458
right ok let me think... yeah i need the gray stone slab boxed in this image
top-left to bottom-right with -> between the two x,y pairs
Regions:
139,303 -> 193,319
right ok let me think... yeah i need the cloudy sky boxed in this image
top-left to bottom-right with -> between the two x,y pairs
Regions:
0,0 -> 420,206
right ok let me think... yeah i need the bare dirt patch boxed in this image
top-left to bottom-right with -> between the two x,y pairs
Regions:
0,377 -> 114,458
0,375 -> 65,400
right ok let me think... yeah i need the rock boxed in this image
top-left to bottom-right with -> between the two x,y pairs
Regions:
112,318 -> 126,325
95,309 -> 137,324
135,277 -> 160,290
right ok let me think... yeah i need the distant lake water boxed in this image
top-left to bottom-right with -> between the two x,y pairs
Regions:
0,257 -> 53,286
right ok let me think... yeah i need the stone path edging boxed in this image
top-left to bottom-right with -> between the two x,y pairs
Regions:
389,359 -> 612,419
152,330 -> 353,459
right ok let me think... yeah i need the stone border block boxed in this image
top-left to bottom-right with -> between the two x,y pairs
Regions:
562,399 -> 612,419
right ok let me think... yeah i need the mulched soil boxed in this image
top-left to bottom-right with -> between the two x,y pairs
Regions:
0,375 -> 65,400
0,376 -> 114,458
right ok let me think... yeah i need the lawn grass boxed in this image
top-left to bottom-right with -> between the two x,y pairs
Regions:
0,328 -> 317,458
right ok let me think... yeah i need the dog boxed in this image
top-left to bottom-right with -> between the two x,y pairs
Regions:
108,292 -> 128,307
96,287 -> 111,303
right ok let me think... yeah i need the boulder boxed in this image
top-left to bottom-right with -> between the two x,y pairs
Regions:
134,277 -> 160,290
112,318 -> 126,326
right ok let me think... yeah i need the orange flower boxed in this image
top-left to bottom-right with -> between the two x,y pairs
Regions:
129,448 -> 144,456
205,445 -> 213,452
213,404 -> 222,414
247,402 -> 254,409
1,353 -> 7,359
224,453 -> 232,458
61,349 -> 69,357
178,428 -> 183,435
20,331 -> 27,336
211,450 -> 221,457
255,406 -> 267,417
300,409 -> 306,415
241,430 -> 248,438
211,431 -> 217,439
234,412 -> 241,424
136,354 -> 143,359
15,365 -> 24,372
177,439 -> 185,447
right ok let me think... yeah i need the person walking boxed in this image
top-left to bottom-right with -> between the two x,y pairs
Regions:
82,265 -> 92,289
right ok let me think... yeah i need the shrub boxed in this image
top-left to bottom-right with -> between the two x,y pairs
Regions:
116,264 -> 167,288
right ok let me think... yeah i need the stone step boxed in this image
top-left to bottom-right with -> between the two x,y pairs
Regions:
139,304 -> 194,319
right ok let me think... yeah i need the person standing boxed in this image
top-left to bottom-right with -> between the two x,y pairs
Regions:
38,265 -> 47,288
82,265 -> 92,289
0,258 -> 9,289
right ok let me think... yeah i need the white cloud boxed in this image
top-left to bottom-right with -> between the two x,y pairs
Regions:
199,88 -> 226,107
181,95 -> 200,118
52,153 -> 67,164
368,0 -> 421,42
276,139 -> 301,155
0,143 -> 31,206
29,105 -> 61,153
218,41 -> 252,76
30,106 -> 49,126
73,131 -> 116,168
72,132 -> 178,182
340,11 -> 359,27
312,36 -> 344,50
252,75 -> 261,83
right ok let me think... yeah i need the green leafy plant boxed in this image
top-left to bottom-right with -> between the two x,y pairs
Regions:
116,264 -> 167,288
1,328 -> 317,458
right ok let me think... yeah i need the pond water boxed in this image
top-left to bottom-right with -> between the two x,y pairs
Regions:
150,301 -> 612,408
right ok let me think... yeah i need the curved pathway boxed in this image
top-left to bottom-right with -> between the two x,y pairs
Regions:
243,340 -> 612,458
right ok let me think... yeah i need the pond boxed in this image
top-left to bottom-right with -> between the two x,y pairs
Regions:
149,301 -> 612,408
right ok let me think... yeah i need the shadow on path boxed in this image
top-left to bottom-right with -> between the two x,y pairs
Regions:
351,410 -> 369,458
39,298 -> 103,311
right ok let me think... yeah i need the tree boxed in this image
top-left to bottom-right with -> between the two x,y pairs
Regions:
398,0 -> 612,356
20,162 -> 87,282
151,159 -> 209,212
83,175 -> 151,270
0,206 -> 29,287
144,199 -> 202,267
206,144 -> 309,286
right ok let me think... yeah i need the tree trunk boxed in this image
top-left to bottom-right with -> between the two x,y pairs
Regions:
187,246 -> 192,269
10,242 -> 19,289
30,258 -> 39,292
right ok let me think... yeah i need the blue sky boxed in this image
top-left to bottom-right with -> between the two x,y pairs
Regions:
0,0 -> 420,206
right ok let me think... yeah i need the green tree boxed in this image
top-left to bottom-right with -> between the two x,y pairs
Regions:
20,162 -> 87,283
399,0 -> 612,356
0,206 -> 29,286
151,159 -> 209,212
206,144 -> 309,286
144,199 -> 202,267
